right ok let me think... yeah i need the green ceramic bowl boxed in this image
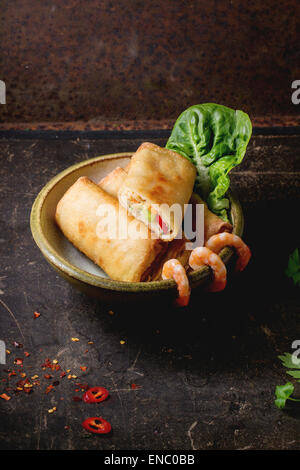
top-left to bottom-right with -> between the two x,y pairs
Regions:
30,153 -> 244,303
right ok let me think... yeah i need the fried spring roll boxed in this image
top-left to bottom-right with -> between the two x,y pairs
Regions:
99,168 -> 232,259
99,167 -> 127,198
118,143 -> 196,241
55,177 -> 167,282
190,193 -> 233,243
100,167 -> 232,244
99,167 -> 190,279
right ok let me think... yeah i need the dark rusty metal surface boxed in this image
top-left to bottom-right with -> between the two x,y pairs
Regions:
1,0 -> 300,123
0,131 -> 299,450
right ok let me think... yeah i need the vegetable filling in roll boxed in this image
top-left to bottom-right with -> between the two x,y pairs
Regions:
119,193 -> 170,237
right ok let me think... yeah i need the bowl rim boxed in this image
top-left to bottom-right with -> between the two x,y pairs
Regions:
30,153 -> 244,293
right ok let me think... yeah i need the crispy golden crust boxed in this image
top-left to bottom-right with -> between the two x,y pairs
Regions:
119,142 -> 196,206
55,176 -> 166,282
98,167 -> 127,198
118,143 -> 196,240
190,193 -> 232,243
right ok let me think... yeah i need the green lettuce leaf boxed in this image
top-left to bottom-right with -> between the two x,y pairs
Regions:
166,103 -> 252,220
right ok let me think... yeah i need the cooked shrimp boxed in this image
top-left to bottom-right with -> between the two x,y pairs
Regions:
162,259 -> 191,307
189,247 -> 227,292
205,232 -> 251,272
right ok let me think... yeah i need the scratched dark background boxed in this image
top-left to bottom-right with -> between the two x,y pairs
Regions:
0,0 -> 300,452
0,131 -> 299,450
0,0 -> 300,125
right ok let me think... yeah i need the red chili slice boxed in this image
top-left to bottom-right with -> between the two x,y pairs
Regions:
82,386 -> 109,403
81,417 -> 111,434
156,214 -> 168,234
157,214 -> 163,229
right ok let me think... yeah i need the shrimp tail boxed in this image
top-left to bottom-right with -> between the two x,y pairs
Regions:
176,293 -> 191,307
206,233 -> 251,273
208,277 -> 227,292
235,246 -> 252,272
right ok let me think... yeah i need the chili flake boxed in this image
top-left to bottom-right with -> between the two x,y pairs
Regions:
0,393 -> 11,401
41,358 -> 61,372
130,383 -> 141,390
16,378 -> 33,393
33,311 -> 41,319
76,383 -> 89,391
14,358 -> 23,365
42,358 -> 51,367
45,384 -> 54,394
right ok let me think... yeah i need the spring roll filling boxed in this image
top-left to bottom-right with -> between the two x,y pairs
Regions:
120,190 -> 173,238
